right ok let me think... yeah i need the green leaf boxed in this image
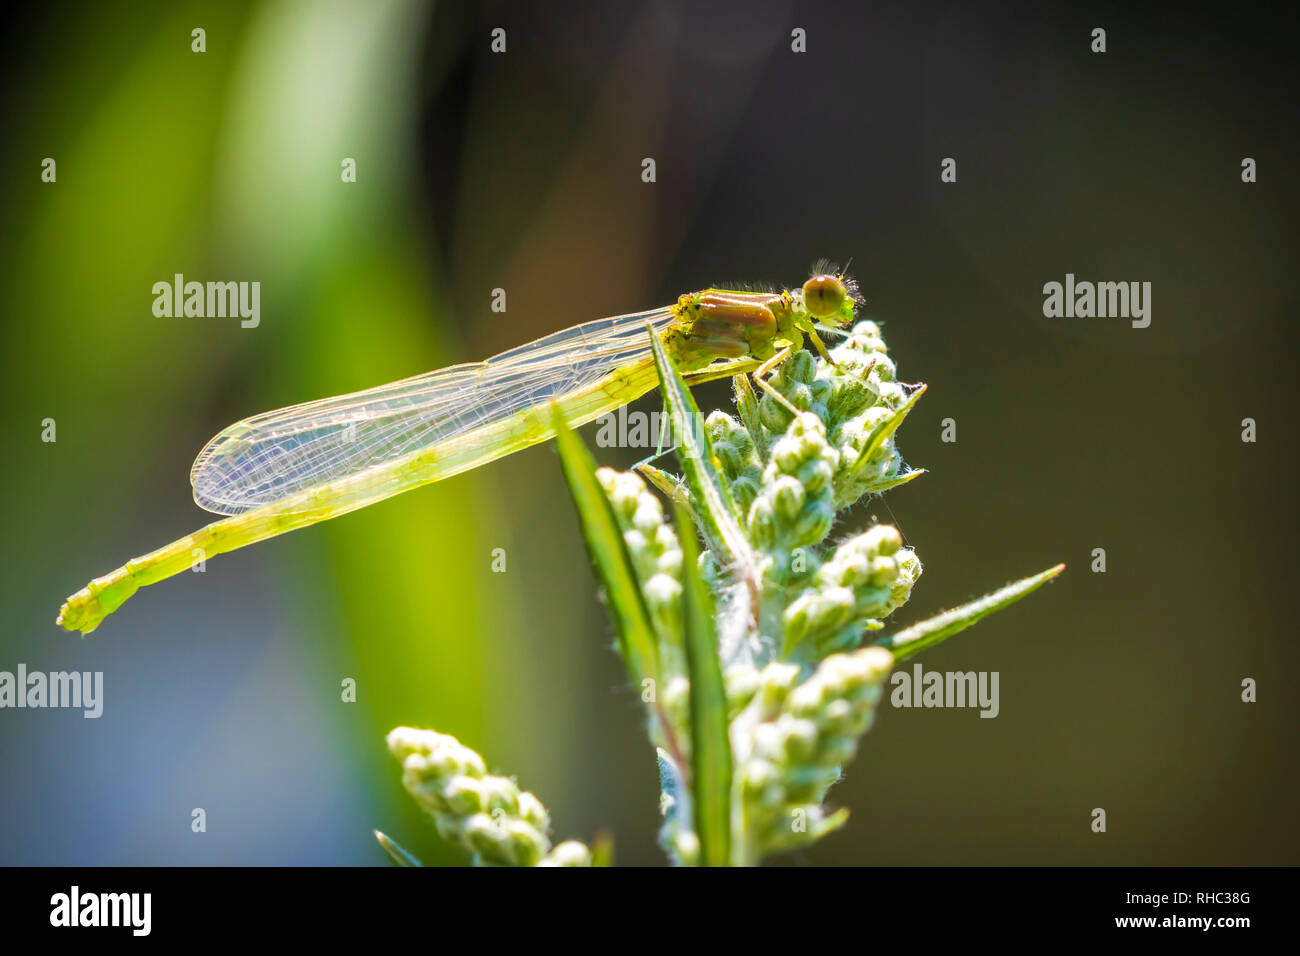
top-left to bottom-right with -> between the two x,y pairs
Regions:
590,830 -> 616,868
876,564 -> 1065,662
732,372 -> 764,452
635,461 -> 694,517
647,326 -> 758,594
675,503 -> 732,867
850,382 -> 927,476
814,807 -> 850,841
552,404 -> 661,685
872,467 -> 927,492
373,829 -> 422,867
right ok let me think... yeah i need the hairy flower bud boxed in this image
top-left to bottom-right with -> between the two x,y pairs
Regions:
386,727 -> 591,867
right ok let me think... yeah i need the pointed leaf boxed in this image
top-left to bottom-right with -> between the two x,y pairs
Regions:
814,807 -> 850,841
552,404 -> 660,684
675,503 -> 732,867
873,468 -> 926,492
876,564 -> 1065,662
732,372 -> 764,451
636,461 -> 694,516
373,829 -> 423,867
590,830 -> 616,868
850,382 -> 927,476
647,326 -> 757,589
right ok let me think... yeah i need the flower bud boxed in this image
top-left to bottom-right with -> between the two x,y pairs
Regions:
771,476 -> 806,520
541,841 -> 593,867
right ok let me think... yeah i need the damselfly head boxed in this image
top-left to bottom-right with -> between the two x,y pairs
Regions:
802,270 -> 858,327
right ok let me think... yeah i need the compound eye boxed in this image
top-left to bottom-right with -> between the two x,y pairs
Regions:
803,274 -> 846,319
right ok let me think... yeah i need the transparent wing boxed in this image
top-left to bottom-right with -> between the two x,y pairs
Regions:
191,306 -> 676,515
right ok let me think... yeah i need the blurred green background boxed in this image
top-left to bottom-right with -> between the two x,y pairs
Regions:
1,1 -> 1295,865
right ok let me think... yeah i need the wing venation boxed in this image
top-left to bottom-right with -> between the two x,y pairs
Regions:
190,307 -> 675,515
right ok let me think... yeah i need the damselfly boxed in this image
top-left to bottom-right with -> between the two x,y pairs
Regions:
57,269 -> 860,634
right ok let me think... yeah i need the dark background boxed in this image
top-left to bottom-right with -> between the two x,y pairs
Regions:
1,0 -> 1295,865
